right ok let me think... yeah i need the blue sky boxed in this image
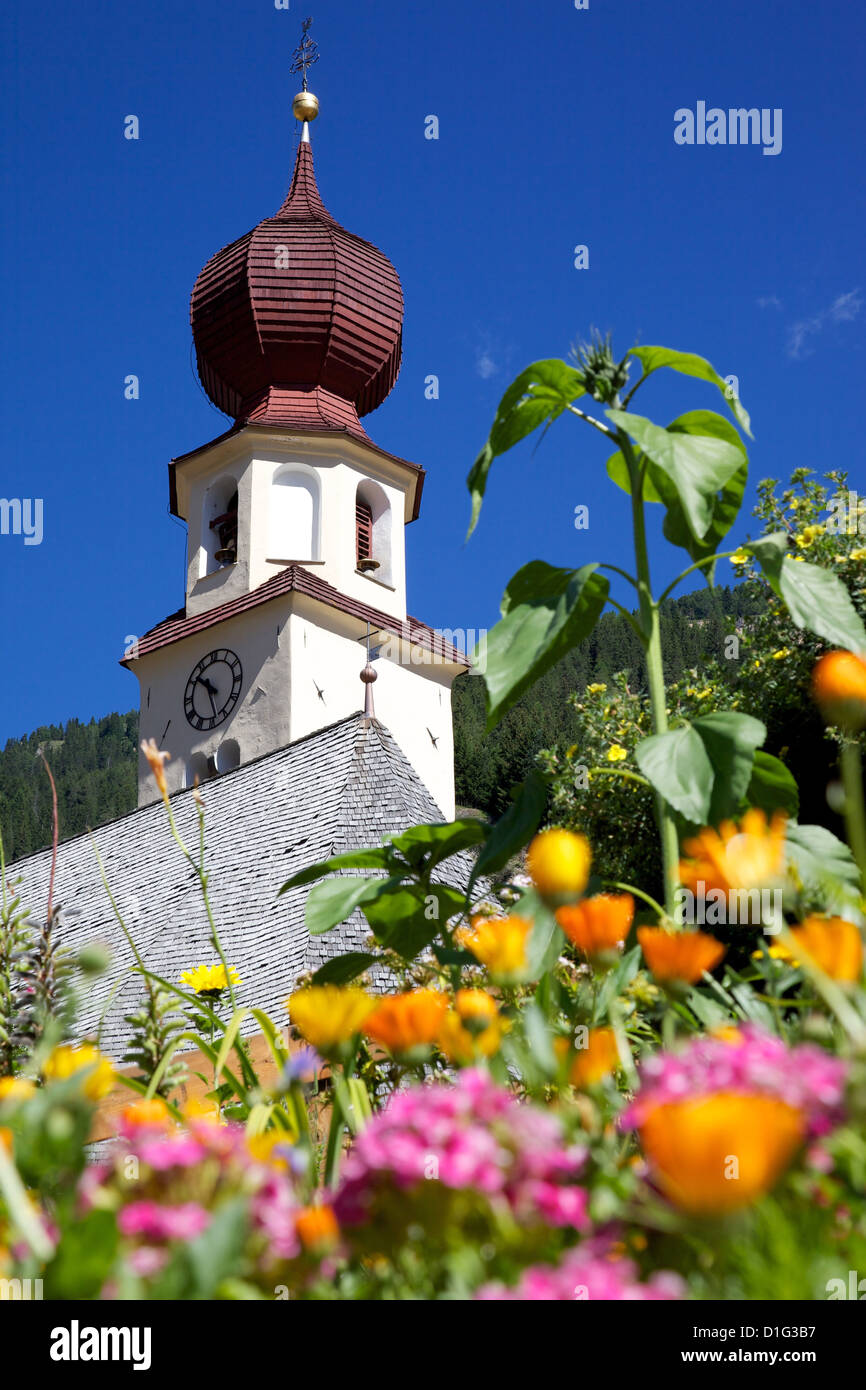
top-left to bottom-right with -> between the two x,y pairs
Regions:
0,0 -> 863,744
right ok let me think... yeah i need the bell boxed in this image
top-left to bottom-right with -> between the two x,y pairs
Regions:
358,557 -> 380,573
215,547 -> 237,564
292,89 -> 320,122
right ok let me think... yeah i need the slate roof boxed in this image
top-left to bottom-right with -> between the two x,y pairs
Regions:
11,715 -> 460,1060
122,563 -> 471,667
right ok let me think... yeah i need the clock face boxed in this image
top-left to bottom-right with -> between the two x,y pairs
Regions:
184,649 -> 243,731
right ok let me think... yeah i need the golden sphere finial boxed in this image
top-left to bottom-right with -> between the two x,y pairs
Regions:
293,89 -> 319,122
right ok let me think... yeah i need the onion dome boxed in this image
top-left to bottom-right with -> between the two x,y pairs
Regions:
191,132 -> 403,440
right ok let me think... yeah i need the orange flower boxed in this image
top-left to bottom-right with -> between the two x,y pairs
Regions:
437,990 -> 503,1064
570,1027 -> 620,1088
0,1077 -> 36,1103
141,738 -> 171,800
121,1098 -> 171,1131
812,650 -> 866,730
788,916 -> 863,983
363,989 -> 448,1053
638,927 -> 726,985
556,893 -> 634,958
638,1093 -> 805,1214
679,808 -> 787,895
455,914 -> 532,977
295,1204 -> 339,1251
527,829 -> 591,900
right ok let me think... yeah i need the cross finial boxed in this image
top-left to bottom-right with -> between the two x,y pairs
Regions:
291,16 -> 320,92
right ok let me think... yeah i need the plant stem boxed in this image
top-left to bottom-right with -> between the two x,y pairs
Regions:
620,435 -> 680,914
840,739 -> 866,889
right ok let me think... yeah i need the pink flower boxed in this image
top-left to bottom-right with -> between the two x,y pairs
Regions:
128,1246 -> 169,1277
119,1201 -> 211,1242
138,1136 -> 205,1171
477,1245 -> 683,1301
623,1025 -> 847,1138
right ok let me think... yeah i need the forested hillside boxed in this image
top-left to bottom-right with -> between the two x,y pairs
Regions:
0,587 -> 755,863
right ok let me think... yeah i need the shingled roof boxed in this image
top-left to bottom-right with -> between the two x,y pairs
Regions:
11,715 -> 461,1060
123,563 -> 471,667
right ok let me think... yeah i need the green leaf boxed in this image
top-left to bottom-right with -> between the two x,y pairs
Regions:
470,770 -> 549,888
280,847 -> 391,894
304,875 -> 401,935
186,1197 -> 249,1300
691,711 -> 766,823
777,557 -> 866,652
42,1209 -> 118,1300
516,887 -> 565,981
311,951 -> 379,986
605,448 -> 664,501
656,412 -> 748,574
634,724 -> 714,823
592,946 -> 642,1024
785,824 -> 861,891
466,360 -> 585,537
363,884 -> 465,960
483,562 -> 609,729
627,345 -> 752,437
747,751 -> 800,817
388,818 -> 487,872
607,408 -> 744,542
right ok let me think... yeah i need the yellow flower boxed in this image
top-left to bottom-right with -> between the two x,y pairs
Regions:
850,546 -> 866,562
437,990 -> 503,1064
638,927 -> 726,985
788,916 -> 863,983
0,1077 -> 36,1103
43,1044 -> 115,1101
606,744 -> 628,762
794,524 -> 825,548
638,1094 -> 804,1214
363,989 -> 448,1053
679,808 -> 787,895
248,1129 -> 297,1169
586,683 -> 607,694
771,648 -> 790,660
526,829 -> 591,900
288,986 -> 374,1051
140,738 -> 171,800
752,942 -> 800,966
180,963 -> 241,995
569,1027 -> 620,1088
455,914 -> 531,978
730,549 -> 749,566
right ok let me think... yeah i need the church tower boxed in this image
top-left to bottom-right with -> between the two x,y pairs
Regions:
125,67 -> 467,817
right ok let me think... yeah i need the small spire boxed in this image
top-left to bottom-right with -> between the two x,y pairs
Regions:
360,620 -> 378,720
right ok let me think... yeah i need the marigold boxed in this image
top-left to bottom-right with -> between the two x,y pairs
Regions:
120,1098 -> 171,1131
638,1093 -> 804,1214
812,650 -> 866,731
43,1044 -> 115,1101
288,986 -> 374,1051
140,737 -> 171,799
556,893 -> 634,959
788,916 -> 863,984
526,829 -> 591,900
637,927 -> 725,985
295,1203 -> 339,1251
438,990 -> 503,1064
455,914 -> 531,978
0,1077 -> 36,1103
363,989 -> 448,1053
180,963 -> 241,995
679,808 -> 787,895
570,1028 -> 620,1088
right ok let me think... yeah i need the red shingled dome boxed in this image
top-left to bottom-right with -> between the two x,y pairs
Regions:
191,138 -> 403,436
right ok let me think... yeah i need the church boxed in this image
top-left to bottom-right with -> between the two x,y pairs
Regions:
13,79 -> 468,1059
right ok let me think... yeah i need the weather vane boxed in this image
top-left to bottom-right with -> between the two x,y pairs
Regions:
290,17 -> 320,92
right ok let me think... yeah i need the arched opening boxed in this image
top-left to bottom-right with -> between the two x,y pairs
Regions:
216,738 -> 241,774
186,752 -> 215,787
268,467 -> 320,563
355,480 -> 392,585
201,476 -> 239,577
